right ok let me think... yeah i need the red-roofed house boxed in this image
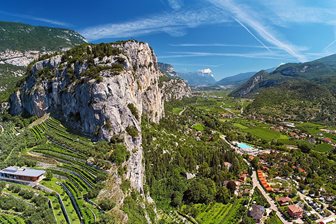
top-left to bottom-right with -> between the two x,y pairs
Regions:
323,138 -> 332,143
288,205 -> 303,219
277,196 -> 292,206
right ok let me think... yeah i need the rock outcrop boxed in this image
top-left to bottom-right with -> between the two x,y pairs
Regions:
162,78 -> 192,101
10,41 -> 165,191
10,40 -> 191,192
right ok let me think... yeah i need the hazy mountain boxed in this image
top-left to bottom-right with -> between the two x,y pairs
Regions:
216,71 -> 255,87
0,21 -> 86,51
231,54 -> 336,97
0,21 -> 87,102
217,67 -> 276,88
158,62 -> 217,87
232,54 -> 336,123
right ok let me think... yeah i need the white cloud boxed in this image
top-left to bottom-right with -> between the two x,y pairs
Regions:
0,10 -> 70,26
81,7 -> 229,40
198,68 -> 213,75
256,0 -> 336,26
159,51 -> 292,60
168,0 -> 183,10
171,43 -> 277,49
207,0 -> 307,62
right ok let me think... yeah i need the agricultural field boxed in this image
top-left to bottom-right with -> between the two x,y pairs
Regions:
313,143 -> 334,152
0,116 -> 120,223
192,123 -> 205,131
0,181 -> 55,223
168,93 -> 249,116
26,117 -> 110,223
0,214 -> 25,224
180,200 -> 246,224
232,118 -> 289,141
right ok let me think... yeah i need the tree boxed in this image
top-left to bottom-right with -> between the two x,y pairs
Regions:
183,178 -> 216,204
45,170 -> 53,181
98,199 -> 116,211
170,191 -> 183,207
251,157 -> 260,169
226,181 -> 237,194
216,186 -> 230,204
298,143 -> 312,153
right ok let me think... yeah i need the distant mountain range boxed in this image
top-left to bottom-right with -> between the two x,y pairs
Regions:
216,71 -> 255,87
231,54 -> 336,123
158,62 -> 216,87
158,62 -> 276,89
0,21 -> 86,51
0,21 -> 87,102
216,68 -> 275,88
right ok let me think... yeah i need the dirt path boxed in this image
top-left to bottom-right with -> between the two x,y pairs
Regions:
179,107 -> 186,116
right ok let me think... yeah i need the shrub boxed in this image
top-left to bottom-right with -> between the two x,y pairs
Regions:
45,170 -> 53,181
128,103 -> 139,119
110,144 -> 130,165
98,199 -> 116,211
126,126 -> 139,138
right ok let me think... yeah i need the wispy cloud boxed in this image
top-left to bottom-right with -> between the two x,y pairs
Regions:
81,7 -> 229,40
256,0 -> 336,26
160,51 -> 291,60
0,10 -> 70,26
233,17 -> 272,53
207,0 -> 307,62
171,43 -> 278,49
167,0 -> 183,10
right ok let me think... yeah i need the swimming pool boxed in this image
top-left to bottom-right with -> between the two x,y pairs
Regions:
237,142 -> 253,150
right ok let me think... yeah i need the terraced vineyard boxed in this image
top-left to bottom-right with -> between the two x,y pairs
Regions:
181,200 -> 245,224
25,117 -> 111,223
0,214 -> 25,224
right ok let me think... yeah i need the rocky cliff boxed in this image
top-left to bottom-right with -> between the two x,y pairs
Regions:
0,21 -> 86,103
10,41 -> 166,191
162,78 -> 192,101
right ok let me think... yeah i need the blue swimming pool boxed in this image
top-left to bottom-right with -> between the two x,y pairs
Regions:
237,142 -> 253,150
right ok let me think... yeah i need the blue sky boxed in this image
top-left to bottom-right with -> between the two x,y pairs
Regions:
1,0 -> 336,80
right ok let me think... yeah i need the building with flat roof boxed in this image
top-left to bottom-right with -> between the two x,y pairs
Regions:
0,166 -> 45,182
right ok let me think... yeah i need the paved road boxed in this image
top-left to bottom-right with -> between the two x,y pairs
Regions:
297,192 -> 322,219
222,134 -> 294,224
251,171 -> 292,224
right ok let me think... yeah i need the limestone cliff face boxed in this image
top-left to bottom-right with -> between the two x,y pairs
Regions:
162,78 -> 192,101
9,41 -> 165,191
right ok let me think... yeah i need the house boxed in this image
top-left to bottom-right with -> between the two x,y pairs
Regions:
249,204 -> 265,222
240,173 -> 248,182
277,196 -> 292,206
224,162 -> 232,169
323,138 -> 332,144
298,168 -> 306,174
282,122 -> 295,128
287,205 -> 303,219
0,166 -> 45,182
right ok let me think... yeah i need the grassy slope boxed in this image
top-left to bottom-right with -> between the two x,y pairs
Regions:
0,21 -> 86,51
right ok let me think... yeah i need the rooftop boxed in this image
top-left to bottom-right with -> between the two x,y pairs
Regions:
250,204 -> 265,220
288,205 -> 303,213
0,166 -> 45,177
277,196 -> 292,203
